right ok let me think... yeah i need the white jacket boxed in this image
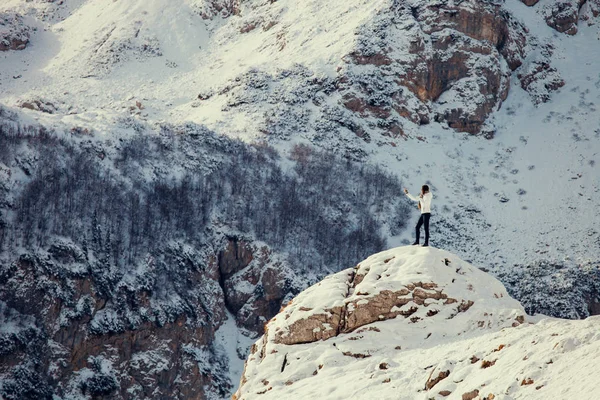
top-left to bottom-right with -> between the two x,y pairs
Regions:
406,191 -> 432,214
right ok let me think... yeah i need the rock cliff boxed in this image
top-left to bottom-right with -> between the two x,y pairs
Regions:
0,237 -> 293,399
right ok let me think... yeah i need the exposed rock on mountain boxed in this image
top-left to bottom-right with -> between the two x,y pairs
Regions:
517,60 -> 565,105
0,12 -> 30,51
343,0 -> 524,135
0,233 -> 299,399
234,247 -> 600,400
517,42 -> 565,105
217,237 -> 295,336
544,0 -> 600,34
580,0 -> 600,23
195,0 -> 241,19
1,0 -> 588,149
267,0 -> 530,137
0,241 -> 230,399
545,0 -> 585,35
197,0 -> 535,144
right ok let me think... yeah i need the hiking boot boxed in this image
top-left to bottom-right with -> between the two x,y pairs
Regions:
412,241 -> 420,245
422,243 -> 429,247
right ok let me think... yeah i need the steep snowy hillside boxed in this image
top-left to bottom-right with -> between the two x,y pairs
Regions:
0,0 -> 598,268
0,116 -> 410,399
235,246 -> 600,400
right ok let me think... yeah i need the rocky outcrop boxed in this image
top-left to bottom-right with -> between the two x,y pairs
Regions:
264,247 -> 521,348
217,237 -> 295,336
343,1 -> 527,135
0,12 -> 30,51
272,278 -> 473,346
518,60 -> 565,104
544,0 -> 587,35
234,247 -> 600,400
412,1 -> 528,71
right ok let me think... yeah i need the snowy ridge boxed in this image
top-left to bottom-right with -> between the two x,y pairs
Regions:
235,246 -> 600,400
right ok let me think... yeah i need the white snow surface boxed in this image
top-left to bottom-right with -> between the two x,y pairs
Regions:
235,246 -> 600,400
215,310 -> 257,389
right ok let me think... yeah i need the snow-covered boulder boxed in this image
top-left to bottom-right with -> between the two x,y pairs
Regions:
544,0 -> 600,34
267,246 -> 524,346
517,42 -> 565,105
234,246 -> 600,400
0,12 -> 30,51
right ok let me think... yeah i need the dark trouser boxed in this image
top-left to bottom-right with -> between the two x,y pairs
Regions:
415,213 -> 430,244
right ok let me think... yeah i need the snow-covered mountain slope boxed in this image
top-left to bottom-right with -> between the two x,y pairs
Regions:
1,0 -> 600,399
0,0 -> 598,269
0,0 -> 531,136
0,122 -> 411,399
235,246 -> 600,400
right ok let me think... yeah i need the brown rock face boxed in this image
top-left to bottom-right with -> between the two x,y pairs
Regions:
415,1 -> 527,71
544,0 -> 587,35
343,0 -> 527,135
0,12 -> 30,51
218,236 -> 292,336
218,237 -> 255,277
270,268 -> 471,346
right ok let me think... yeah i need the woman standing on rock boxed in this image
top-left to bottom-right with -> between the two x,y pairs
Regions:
404,185 -> 433,247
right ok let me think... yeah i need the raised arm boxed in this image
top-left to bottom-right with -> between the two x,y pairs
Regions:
404,189 -> 420,202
